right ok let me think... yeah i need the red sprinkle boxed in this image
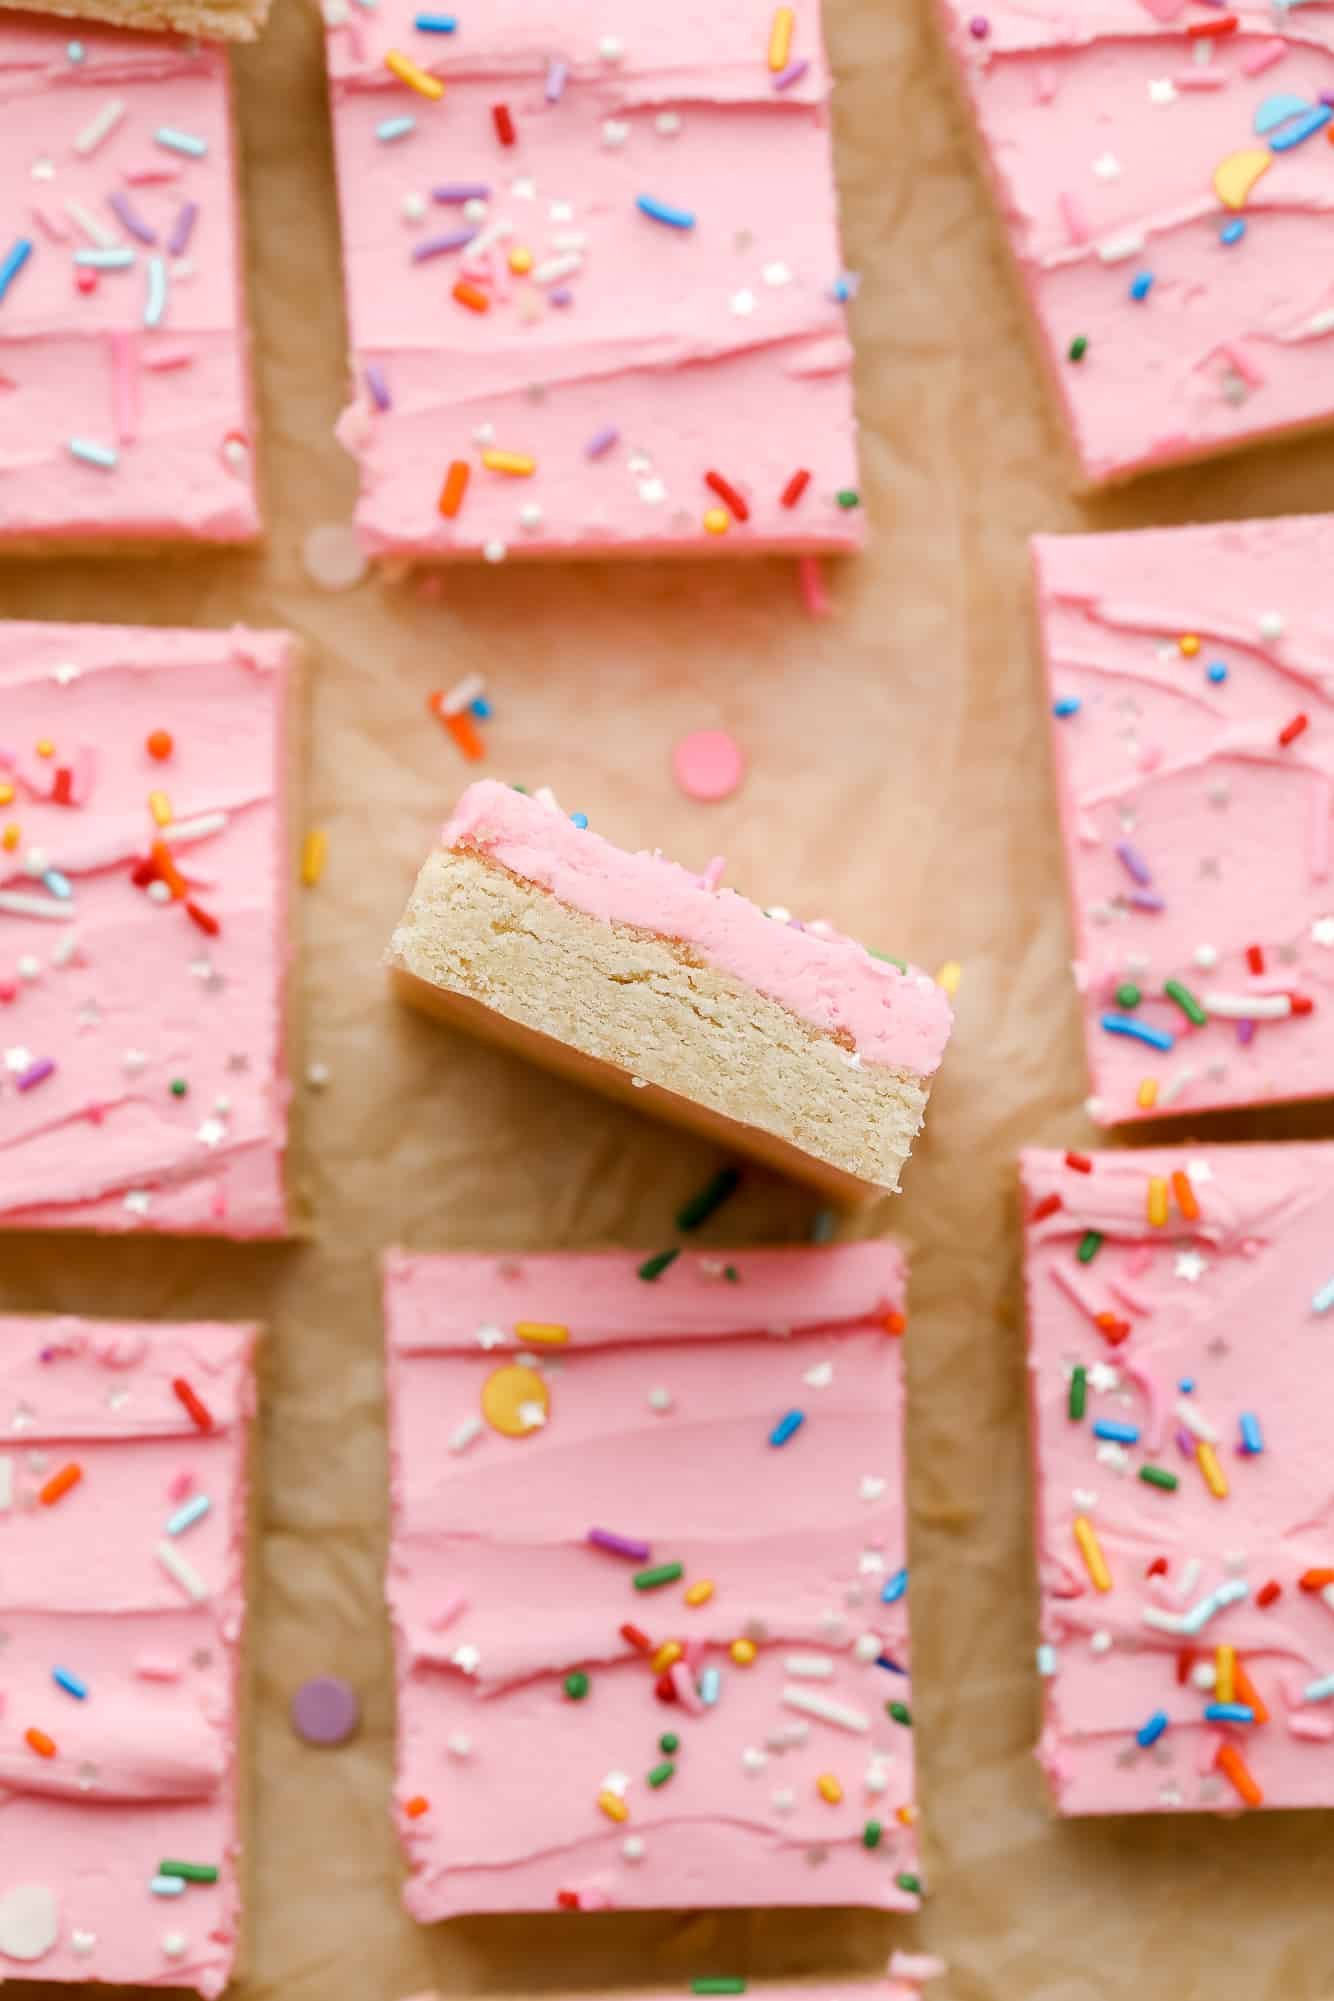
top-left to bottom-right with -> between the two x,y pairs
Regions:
40,1463 -> 83,1506
1175,1648 -> 1195,1686
1187,11 -> 1237,34
1245,945 -> 1265,975
1278,713 -> 1309,748
881,1310 -> 907,1337
1288,993 -> 1315,1017
780,468 -> 812,509
186,901 -> 220,937
1145,1556 -> 1168,1579
492,102 -> 516,146
555,1890 -> 580,1910
1030,1192 -> 1062,1223
131,859 -> 157,889
52,767 -> 74,806
1094,1312 -> 1130,1347
404,1796 -> 429,1819
654,1671 -> 678,1704
1257,1580 -> 1282,1608
173,1377 -> 215,1434
620,1622 -> 653,1655
704,470 -> 750,524
1065,1151 -> 1092,1174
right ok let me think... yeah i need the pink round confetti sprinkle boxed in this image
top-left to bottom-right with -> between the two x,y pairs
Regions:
672,729 -> 744,804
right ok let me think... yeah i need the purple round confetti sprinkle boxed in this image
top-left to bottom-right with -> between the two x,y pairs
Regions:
108,191 -> 156,246
772,56 -> 809,90
584,424 -> 620,460
17,1059 -> 55,1092
968,14 -> 989,37
433,182 -> 490,203
412,228 -> 476,262
548,286 -> 574,307
167,201 -> 199,259
290,1676 -> 360,1746
365,362 -> 392,411
1115,840 -> 1152,887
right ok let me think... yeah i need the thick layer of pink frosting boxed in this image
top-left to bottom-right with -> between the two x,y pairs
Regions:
0,1314 -> 254,1993
383,1244 -> 919,1915
937,3 -> 1334,484
1022,1143 -> 1334,1816
0,621 -> 292,1235
1034,515 -> 1334,1126
324,0 -> 862,559
440,780 -> 952,1074
0,14 -> 257,545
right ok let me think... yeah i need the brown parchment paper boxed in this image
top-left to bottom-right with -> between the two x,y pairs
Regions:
8,1 -> 1334,1997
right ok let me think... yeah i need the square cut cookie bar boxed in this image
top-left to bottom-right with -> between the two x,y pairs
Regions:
388,782 -> 952,1204
383,1243 -> 920,1915
0,1315 -> 255,1991
324,0 -> 863,561
1022,1143 -> 1334,1817
1034,516 -> 1334,1128
0,622 -> 293,1235
935,3 -> 1334,486
0,16 -> 258,548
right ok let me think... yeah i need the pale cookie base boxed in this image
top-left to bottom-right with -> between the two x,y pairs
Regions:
0,0 -> 268,39
388,847 -> 932,1206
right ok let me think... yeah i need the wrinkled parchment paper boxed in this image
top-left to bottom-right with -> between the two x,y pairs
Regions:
9,1 -> 1334,1997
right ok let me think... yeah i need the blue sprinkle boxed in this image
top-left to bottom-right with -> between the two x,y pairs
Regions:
636,194 -> 696,230
0,237 -> 33,307
66,39 -> 85,60
1220,219 -> 1246,247
570,812 -> 589,830
1206,660 -> 1228,684
808,1208 -> 837,1243
1129,270 -> 1154,301
1204,1702 -> 1255,1724
1239,1412 -> 1264,1455
1092,1419 -> 1140,1445
1100,1011 -> 1174,1054
1136,1710 -> 1168,1748
875,1652 -> 908,1676
42,869 -> 72,900
469,697 -> 492,720
1178,1377 -> 1195,1394
881,1566 -> 909,1605
1254,91 -> 1309,139
376,114 -> 417,142
699,1665 -> 721,1706
53,1666 -> 88,1699
1268,104 -> 1332,153
414,10 -> 457,25
74,247 -> 135,270
150,1876 -> 187,1898
165,1493 -> 211,1537
68,438 -> 119,470
1052,697 -> 1081,718
155,125 -> 208,158
768,1409 -> 805,1447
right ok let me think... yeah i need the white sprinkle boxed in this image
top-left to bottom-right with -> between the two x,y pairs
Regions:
731,288 -> 756,316
1192,944 -> 1219,970
601,119 -> 630,150
655,110 -> 681,135
446,1732 -> 472,1758
161,1932 -> 188,1961
741,1746 -> 767,1772
0,892 -> 74,922
1097,230 -> 1146,265
1190,1660 -> 1217,1692
74,97 -> 126,156
780,1685 -> 869,1734
783,1654 -> 835,1679
853,1633 -> 881,1663
1089,1630 -> 1112,1655
306,1061 -> 331,1090
1177,1557 -> 1203,1602
144,255 -> 168,328
482,539 -> 507,564
156,1540 -> 207,1602
1037,1643 -> 1058,1677
770,1786 -> 796,1813
64,198 -> 115,248
448,1415 -> 483,1454
531,251 -> 583,286
1258,611 -> 1285,642
1147,77 -> 1177,104
622,1835 -> 645,1861
402,192 -> 427,223
598,33 -> 624,61
1175,1400 -> 1218,1442
647,1386 -> 673,1412
0,1456 -> 11,1511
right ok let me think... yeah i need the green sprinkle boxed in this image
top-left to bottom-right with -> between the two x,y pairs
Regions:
1068,335 -> 1088,362
870,951 -> 908,971
835,489 -> 860,510
563,1671 -> 589,1700
169,1078 -> 188,1098
659,1731 -> 680,1754
157,1861 -> 218,1884
723,1265 -> 740,1283
647,1761 -> 675,1788
1068,1365 -> 1087,1421
1076,1229 -> 1103,1265
1115,982 -> 1141,1009
1139,1465 -> 1179,1492
638,1248 -> 680,1282
1163,978 -> 1207,1027
633,1562 -> 684,1591
896,1871 -> 922,1896
862,1819 -> 882,1849
691,1985 -> 746,1997
887,1699 -> 912,1727
676,1167 -> 741,1232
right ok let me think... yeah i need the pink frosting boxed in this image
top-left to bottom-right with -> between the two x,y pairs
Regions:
383,1243 -> 918,1914
441,780 -> 952,1073
0,621 -> 292,1235
1022,1143 -> 1334,1816
0,14 -> 257,545
0,1314 -> 255,1993
1034,515 -> 1334,1126
324,0 -> 862,559
937,3 -> 1334,484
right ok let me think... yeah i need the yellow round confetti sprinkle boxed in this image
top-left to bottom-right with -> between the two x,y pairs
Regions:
35,739 -> 54,759
703,508 -> 730,536
730,1638 -> 757,1667
481,1364 -> 550,1438
508,245 -> 534,274
1178,634 -> 1201,658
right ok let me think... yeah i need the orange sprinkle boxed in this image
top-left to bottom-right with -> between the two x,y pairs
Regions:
0,781 -> 13,808
1300,1568 -> 1334,1591
438,459 -> 470,520
404,1795 -> 430,1818
767,4 -> 794,70
151,840 -> 188,900
598,1789 -> 629,1823
148,789 -> 172,828
508,245 -> 534,275
35,738 -> 54,759
146,729 -> 174,761
40,1463 -> 82,1507
1172,1170 -> 1200,1222
1136,1077 -> 1159,1110
651,1641 -> 683,1674
1147,1176 -> 1168,1228
684,1580 -> 714,1607
452,280 -> 490,314
25,1728 -> 57,1759
703,507 -> 730,536
444,710 -> 485,763
1215,1643 -> 1236,1705
385,49 -> 443,97
300,829 -> 328,888
882,1310 -> 907,1337
1233,1658 -> 1270,1725
514,1322 -> 568,1345
1178,634 -> 1201,657
816,1773 -> 843,1805
730,1638 -> 757,1666
896,1803 -> 918,1826
2,824 -> 18,852
1215,1741 -> 1262,1808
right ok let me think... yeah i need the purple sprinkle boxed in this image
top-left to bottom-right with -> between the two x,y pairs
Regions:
433,181 -> 490,204
17,1058 -> 55,1092
1115,840 -> 1152,887
290,1676 -> 360,1747
412,228 -> 476,263
584,424 -> 620,460
1129,892 -> 1165,913
968,13 -> 989,37
365,362 -> 392,411
548,286 -> 573,307
1175,1427 -> 1195,1460
545,58 -> 567,102
586,1527 -> 652,1562
772,56 -> 810,90
167,200 -> 199,259
108,190 -> 156,246
1237,1017 -> 1256,1046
